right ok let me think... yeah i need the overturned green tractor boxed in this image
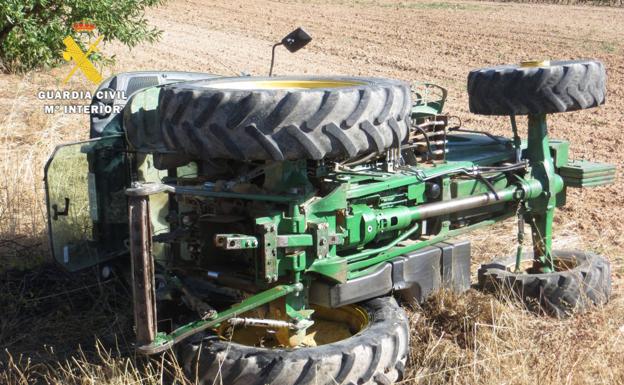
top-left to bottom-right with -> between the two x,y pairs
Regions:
45,55 -> 613,384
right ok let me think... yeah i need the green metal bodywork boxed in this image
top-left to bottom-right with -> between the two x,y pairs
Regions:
44,83 -> 616,352
560,160 -> 616,187
523,114 -> 564,272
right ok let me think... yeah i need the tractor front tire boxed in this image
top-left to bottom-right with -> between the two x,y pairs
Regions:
478,250 -> 611,317
176,296 -> 409,385
468,59 -> 606,115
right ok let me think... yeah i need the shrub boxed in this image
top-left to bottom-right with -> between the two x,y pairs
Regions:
0,0 -> 165,73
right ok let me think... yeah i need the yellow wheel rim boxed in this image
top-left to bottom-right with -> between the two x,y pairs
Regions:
507,256 -> 578,273
520,60 -> 551,68
202,79 -> 365,90
217,304 -> 369,348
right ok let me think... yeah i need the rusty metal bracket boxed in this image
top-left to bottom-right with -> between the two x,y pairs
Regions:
214,234 -> 259,250
257,222 -> 278,282
127,195 -> 158,347
310,222 -> 330,258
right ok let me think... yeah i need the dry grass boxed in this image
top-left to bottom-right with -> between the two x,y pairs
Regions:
406,289 -> 624,384
0,70 -> 77,270
1,0 -> 623,383
1,256 -> 622,384
0,264 -> 194,385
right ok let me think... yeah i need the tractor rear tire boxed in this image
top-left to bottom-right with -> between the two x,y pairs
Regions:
477,250 -> 611,317
467,59 -> 606,115
176,296 -> 409,385
125,76 -> 411,161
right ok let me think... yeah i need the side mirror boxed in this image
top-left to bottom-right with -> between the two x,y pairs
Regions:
281,27 -> 312,53
269,27 -> 312,76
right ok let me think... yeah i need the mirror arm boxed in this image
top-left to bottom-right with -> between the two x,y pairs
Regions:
268,42 -> 283,77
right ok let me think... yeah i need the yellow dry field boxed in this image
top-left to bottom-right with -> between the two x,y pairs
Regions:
0,1 -> 623,384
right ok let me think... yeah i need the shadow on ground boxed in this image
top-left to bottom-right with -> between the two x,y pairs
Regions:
0,250 -> 140,383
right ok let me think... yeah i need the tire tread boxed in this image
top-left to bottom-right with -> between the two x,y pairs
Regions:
468,60 -> 606,115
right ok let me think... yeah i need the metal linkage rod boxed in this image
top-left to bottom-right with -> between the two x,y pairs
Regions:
229,317 -> 297,330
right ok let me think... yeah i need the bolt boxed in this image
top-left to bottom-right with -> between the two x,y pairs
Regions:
425,182 -> 441,199
101,265 -> 112,280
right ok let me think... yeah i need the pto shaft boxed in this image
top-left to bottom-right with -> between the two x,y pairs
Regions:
408,185 -> 518,220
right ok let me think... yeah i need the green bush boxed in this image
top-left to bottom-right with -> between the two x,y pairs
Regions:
0,0 -> 165,73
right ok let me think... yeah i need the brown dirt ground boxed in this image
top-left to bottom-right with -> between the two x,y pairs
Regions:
1,0 -> 623,384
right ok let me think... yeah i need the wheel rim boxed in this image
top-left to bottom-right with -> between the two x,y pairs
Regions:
506,254 -> 579,274
520,60 -> 551,67
216,304 -> 369,348
201,79 -> 365,90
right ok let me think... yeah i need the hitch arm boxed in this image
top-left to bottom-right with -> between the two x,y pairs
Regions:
126,183 -> 304,354
136,284 -> 301,355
